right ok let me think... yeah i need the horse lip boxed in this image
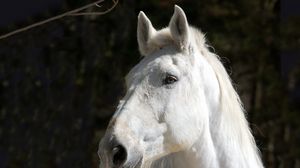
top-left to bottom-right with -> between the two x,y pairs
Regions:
107,156 -> 142,168
99,147 -> 143,168
122,156 -> 143,168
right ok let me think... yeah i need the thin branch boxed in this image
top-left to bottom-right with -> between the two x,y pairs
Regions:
0,0 -> 118,40
69,0 -> 118,16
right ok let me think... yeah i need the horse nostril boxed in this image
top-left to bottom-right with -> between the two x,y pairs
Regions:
112,145 -> 127,166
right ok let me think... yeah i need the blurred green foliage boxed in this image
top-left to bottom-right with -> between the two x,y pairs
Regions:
0,0 -> 299,167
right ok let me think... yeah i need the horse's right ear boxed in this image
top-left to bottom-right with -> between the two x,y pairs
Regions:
137,11 -> 156,56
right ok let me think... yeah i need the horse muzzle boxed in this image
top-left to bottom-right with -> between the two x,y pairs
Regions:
98,135 -> 143,168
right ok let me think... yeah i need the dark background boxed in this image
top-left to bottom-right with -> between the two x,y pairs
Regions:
0,0 -> 299,167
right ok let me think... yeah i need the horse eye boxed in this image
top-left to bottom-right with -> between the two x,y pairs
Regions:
163,75 -> 178,85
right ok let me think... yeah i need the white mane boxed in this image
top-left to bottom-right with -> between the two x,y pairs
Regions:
192,28 -> 263,167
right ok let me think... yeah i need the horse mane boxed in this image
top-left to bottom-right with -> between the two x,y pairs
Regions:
190,28 -> 264,167
137,26 -> 264,167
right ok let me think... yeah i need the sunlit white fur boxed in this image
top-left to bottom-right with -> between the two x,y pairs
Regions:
99,5 -> 264,168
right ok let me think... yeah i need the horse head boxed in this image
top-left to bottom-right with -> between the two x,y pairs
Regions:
98,5 -> 263,168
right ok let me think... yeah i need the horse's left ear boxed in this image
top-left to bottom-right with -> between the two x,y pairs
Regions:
169,5 -> 190,51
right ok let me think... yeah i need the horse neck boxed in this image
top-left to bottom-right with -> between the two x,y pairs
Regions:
203,51 -> 264,168
208,96 -> 264,168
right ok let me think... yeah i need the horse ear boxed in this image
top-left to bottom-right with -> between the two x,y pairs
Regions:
169,5 -> 190,50
137,11 -> 156,56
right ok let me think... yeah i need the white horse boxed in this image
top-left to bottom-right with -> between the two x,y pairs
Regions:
98,5 -> 264,168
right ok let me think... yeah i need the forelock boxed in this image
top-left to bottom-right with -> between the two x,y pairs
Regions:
147,27 -> 207,55
148,28 -> 173,49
